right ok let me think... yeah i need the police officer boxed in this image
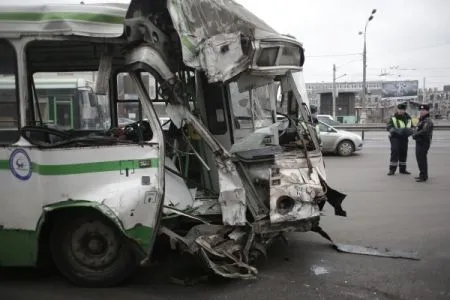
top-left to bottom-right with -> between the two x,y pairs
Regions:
386,103 -> 413,175
412,104 -> 434,182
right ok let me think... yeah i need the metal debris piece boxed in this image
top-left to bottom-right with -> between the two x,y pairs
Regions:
312,226 -> 420,261
333,243 -> 420,261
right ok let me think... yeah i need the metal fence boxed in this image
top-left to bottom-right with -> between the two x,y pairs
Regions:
333,123 -> 450,140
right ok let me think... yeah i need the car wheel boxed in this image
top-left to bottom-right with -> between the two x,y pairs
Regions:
337,140 -> 354,156
50,214 -> 137,287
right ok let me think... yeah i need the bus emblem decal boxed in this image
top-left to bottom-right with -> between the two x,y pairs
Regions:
9,149 -> 32,181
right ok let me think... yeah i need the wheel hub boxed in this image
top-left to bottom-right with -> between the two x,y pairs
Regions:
87,237 -> 107,255
71,221 -> 119,269
339,142 -> 353,155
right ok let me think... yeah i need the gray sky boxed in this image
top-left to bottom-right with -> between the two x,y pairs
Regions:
4,0 -> 450,88
235,0 -> 450,89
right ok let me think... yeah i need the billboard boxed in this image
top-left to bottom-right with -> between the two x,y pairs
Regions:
381,80 -> 419,99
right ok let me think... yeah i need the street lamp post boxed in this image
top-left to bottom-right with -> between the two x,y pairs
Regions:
359,9 -> 377,124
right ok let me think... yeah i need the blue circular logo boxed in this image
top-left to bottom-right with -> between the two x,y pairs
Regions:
9,149 -> 32,181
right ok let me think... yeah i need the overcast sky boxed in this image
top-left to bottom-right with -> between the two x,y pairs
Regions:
4,0 -> 450,88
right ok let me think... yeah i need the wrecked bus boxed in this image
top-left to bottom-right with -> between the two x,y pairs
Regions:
0,0 -> 346,287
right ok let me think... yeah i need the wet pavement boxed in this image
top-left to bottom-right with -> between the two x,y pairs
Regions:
1,131 -> 450,300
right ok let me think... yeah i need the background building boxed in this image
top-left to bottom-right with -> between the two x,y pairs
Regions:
306,80 -> 449,123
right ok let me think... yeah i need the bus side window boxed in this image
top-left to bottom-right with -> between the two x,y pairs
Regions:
0,39 -> 19,144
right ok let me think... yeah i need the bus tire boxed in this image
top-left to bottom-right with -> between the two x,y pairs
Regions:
50,213 -> 137,287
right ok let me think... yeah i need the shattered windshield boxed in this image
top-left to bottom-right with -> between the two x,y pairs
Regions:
230,81 -> 278,147
230,81 -> 275,130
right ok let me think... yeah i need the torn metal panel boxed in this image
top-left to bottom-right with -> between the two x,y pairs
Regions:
188,225 -> 258,279
161,224 -> 259,279
166,102 -> 247,226
269,152 -> 325,223
198,32 -> 250,83
166,0 -> 273,69
217,159 -> 247,226
313,226 -> 420,261
164,0 -> 302,82
333,244 -> 420,261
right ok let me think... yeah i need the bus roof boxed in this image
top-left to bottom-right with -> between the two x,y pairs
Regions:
0,3 -> 128,38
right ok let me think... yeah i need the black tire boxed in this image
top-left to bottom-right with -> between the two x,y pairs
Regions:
50,213 -> 137,287
336,140 -> 355,157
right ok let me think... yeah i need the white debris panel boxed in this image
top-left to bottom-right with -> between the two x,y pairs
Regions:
166,0 -> 281,82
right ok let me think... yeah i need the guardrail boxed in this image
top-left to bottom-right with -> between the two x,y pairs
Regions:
333,124 -> 450,139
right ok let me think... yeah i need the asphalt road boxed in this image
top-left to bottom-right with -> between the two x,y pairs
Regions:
1,131 -> 450,300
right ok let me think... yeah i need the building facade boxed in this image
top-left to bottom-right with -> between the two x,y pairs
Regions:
306,80 -> 450,123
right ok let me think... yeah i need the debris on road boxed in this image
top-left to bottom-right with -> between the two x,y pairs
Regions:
313,226 -> 420,261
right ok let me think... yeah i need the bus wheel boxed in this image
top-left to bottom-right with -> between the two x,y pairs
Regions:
50,214 -> 136,287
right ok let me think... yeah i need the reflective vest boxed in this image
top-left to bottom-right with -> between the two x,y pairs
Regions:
392,117 -> 412,129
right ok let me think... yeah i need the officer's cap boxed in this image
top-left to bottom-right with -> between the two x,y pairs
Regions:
397,103 -> 407,110
419,104 -> 430,111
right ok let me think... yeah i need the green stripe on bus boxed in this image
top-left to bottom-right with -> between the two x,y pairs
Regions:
0,160 -> 8,170
126,224 -> 153,252
0,12 -> 124,24
0,158 -> 158,175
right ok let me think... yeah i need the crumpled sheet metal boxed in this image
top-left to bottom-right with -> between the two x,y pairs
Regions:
198,32 -> 250,83
269,154 -> 324,223
181,224 -> 258,279
217,159 -> 247,226
166,0 -> 280,82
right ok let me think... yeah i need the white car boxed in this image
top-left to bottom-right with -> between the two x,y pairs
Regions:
318,121 -> 363,156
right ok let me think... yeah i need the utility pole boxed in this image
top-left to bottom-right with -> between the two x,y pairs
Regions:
359,9 -> 377,124
361,36 -> 367,124
332,64 -> 336,120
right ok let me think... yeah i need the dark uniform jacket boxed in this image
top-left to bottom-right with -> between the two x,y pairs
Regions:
386,113 -> 413,139
412,114 -> 433,143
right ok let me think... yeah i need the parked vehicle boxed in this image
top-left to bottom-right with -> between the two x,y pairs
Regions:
318,121 -> 363,156
0,0 -> 346,287
317,115 -> 341,126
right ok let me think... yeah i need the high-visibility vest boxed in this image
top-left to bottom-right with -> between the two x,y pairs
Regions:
392,117 -> 412,129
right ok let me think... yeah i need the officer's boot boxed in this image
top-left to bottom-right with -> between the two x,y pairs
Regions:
399,164 -> 410,175
387,166 -> 396,176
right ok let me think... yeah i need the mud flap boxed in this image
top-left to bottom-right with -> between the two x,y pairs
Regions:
320,182 -> 347,217
312,226 -> 420,261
